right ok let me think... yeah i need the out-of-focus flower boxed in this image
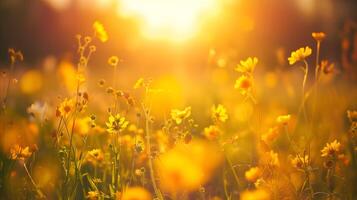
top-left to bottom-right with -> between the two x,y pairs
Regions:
8,48 -> 23,63
9,145 -> 33,161
312,32 -> 326,42
235,57 -> 258,74
203,125 -> 222,140
321,140 -> 341,157
288,46 -> 312,65
240,189 -> 271,200
119,187 -> 152,200
20,70 -> 43,94
56,98 -> 75,118
75,117 -> 92,136
93,21 -> 108,42
245,167 -> 262,183
276,114 -> 291,126
85,149 -> 104,166
27,101 -> 51,122
234,75 -> 253,94
262,150 -> 279,167
156,140 -> 222,193
108,56 -> 119,67
261,127 -> 279,144
290,155 -> 309,169
211,104 -> 228,123
134,78 -> 145,89
106,114 -> 129,133
87,191 -> 99,200
338,154 -> 350,166
347,110 -> 357,122
171,106 -> 191,125
320,60 -> 335,74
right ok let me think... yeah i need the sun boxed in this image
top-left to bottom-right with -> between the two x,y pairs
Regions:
118,0 -> 218,41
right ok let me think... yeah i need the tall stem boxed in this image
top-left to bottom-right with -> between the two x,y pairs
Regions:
142,103 -> 164,200
24,163 -> 45,199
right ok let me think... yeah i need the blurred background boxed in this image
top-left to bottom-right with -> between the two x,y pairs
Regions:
1,0 -> 357,67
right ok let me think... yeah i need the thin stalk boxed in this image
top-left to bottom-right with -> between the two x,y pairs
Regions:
302,60 -> 309,122
142,103 -> 164,200
24,163 -> 46,199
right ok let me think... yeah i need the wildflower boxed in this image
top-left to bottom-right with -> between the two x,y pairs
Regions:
320,60 -> 334,74
235,57 -> 258,74
8,48 -> 24,63
234,75 -> 253,94
106,114 -> 129,133
347,110 -> 357,122
108,56 -> 119,67
27,101 -> 50,122
261,127 -> 279,144
170,106 -> 191,125
120,187 -> 152,200
276,114 -> 291,126
211,104 -> 228,123
75,117 -> 92,136
321,140 -> 341,157
56,98 -> 75,117
203,125 -> 222,140
290,155 -> 309,169
87,191 -> 99,200
86,149 -> 104,166
98,79 -> 105,87
9,145 -> 32,160
134,78 -> 145,89
262,150 -> 279,167
156,140 -> 222,193
106,87 -> 114,94
240,189 -> 271,200
245,167 -> 262,183
93,20 -> 108,42
312,32 -> 326,42
288,46 -> 312,65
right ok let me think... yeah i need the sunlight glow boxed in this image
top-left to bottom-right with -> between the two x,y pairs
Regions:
118,0 -> 218,41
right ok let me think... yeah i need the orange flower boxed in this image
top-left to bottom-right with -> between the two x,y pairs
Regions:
312,32 -> 326,42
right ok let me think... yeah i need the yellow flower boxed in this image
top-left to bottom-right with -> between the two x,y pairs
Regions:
56,98 -> 75,117
234,75 -> 253,94
9,145 -> 32,160
8,48 -> 24,63
347,110 -> 357,122
321,140 -> 341,157
108,56 -> 119,67
262,150 -> 279,167
240,189 -> 271,200
106,114 -> 129,133
276,114 -> 291,126
211,104 -> 228,123
93,20 -> 108,42
133,78 -> 145,89
288,46 -> 312,65
171,106 -> 191,125
87,191 -> 99,200
235,57 -> 258,74
261,127 -> 279,144
203,125 -> 222,140
320,60 -> 334,74
312,32 -> 326,42
290,155 -> 309,169
120,187 -> 152,200
156,140 -> 222,193
245,167 -> 262,183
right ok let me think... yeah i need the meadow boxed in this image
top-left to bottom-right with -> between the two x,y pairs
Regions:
1,2 -> 357,200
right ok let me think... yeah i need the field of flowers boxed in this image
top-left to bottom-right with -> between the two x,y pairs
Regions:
1,1 -> 357,200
